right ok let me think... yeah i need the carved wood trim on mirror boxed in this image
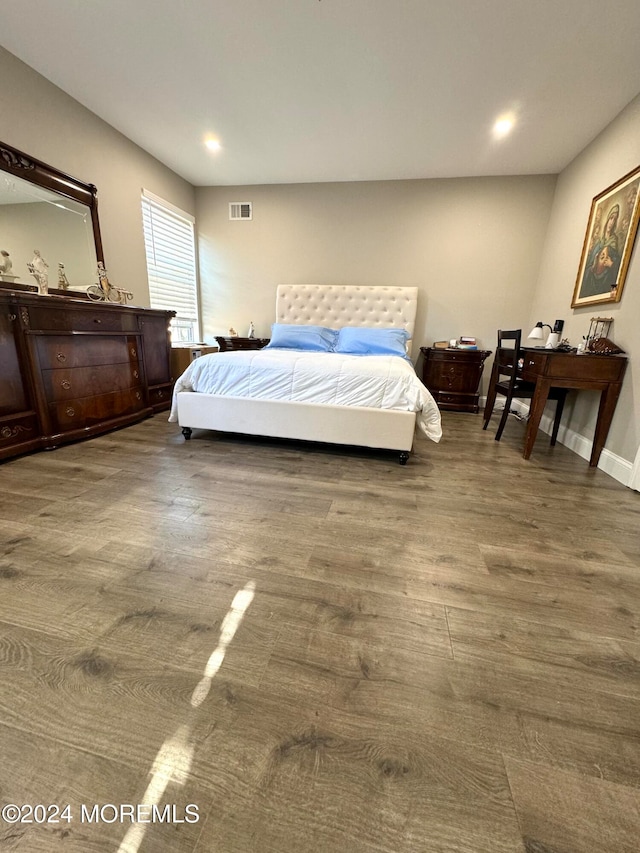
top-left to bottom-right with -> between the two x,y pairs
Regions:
0,140 -> 104,297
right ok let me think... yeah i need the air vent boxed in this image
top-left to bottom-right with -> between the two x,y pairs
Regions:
229,202 -> 252,221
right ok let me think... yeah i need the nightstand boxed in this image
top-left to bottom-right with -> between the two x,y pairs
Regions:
420,347 -> 491,413
215,336 -> 270,351
171,345 -> 219,378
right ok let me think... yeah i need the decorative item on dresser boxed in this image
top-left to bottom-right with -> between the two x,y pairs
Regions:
0,291 -> 174,461
215,336 -> 270,351
420,346 -> 492,413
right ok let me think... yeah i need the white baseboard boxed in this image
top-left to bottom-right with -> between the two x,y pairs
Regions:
482,398 -> 633,487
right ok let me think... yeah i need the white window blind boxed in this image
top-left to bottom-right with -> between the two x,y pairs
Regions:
141,189 -> 199,342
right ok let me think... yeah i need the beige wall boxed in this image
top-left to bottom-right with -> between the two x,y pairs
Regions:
196,176 -> 557,369
529,93 -> 640,463
0,47 -> 195,305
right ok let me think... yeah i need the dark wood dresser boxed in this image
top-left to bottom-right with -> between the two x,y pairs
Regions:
420,347 -> 491,413
0,291 -> 174,461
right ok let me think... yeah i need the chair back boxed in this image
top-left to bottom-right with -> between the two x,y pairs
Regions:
495,329 -> 522,389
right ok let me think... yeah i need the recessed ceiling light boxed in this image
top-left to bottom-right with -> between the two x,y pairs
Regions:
493,116 -> 515,138
205,138 -> 221,152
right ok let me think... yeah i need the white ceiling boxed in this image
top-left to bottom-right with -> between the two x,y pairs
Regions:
2,0 -> 640,187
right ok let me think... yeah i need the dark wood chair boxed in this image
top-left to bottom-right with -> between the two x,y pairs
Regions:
482,329 -> 568,443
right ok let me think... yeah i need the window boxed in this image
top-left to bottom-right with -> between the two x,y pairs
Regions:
141,189 -> 199,342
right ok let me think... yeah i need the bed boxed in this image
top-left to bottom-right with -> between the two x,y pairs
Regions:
169,284 -> 442,463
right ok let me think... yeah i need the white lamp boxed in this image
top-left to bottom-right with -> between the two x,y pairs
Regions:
528,322 -> 551,345
528,320 -> 564,349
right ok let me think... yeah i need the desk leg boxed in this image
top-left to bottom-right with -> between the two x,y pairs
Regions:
523,379 -> 551,460
591,382 -> 623,467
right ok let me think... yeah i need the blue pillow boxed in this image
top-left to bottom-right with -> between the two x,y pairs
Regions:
334,326 -> 409,357
265,323 -> 337,352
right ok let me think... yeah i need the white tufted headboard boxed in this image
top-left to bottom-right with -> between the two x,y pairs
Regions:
276,285 -> 419,354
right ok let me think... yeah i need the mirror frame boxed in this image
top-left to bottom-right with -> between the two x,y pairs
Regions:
0,139 -> 104,292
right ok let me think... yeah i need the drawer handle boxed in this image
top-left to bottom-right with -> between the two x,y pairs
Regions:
65,407 -> 75,417
130,348 -> 137,358
60,379 -> 71,390
56,353 -> 67,363
135,391 -> 141,400
133,370 -> 139,379
93,318 -> 102,324
8,313 -> 17,321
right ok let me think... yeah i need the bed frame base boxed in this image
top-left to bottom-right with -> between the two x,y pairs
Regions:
176,392 -> 416,463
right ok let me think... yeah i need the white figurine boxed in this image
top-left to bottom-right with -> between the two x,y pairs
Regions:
28,249 -> 49,294
229,327 -> 238,337
58,263 -> 70,290
97,261 -> 110,294
248,321 -> 255,339
0,250 -> 12,274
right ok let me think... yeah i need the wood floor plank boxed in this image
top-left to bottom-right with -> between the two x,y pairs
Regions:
0,723 -> 206,852
504,755 -> 640,853
447,605 -> 640,699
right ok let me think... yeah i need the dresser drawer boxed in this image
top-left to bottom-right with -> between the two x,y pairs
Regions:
26,305 -> 138,333
36,335 -> 141,369
48,388 -> 145,432
147,384 -> 173,412
41,363 -> 142,403
0,413 -> 41,459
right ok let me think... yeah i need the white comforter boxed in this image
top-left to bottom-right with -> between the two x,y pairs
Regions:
169,349 -> 442,442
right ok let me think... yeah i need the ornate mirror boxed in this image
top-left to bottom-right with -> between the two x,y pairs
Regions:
0,140 -> 104,296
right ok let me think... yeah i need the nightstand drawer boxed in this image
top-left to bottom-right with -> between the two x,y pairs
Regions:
434,390 -> 480,412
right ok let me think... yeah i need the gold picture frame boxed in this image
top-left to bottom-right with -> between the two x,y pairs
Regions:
571,165 -> 640,308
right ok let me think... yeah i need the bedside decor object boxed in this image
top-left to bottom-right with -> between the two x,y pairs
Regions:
420,346 -> 491,413
572,165 -> 640,307
248,321 -> 255,338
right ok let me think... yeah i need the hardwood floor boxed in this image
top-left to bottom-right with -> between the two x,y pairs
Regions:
1,412 -> 639,852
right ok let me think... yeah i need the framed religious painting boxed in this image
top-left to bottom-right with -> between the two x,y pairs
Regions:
571,165 -> 640,308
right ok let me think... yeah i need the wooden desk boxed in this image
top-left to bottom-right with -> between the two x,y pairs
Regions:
519,349 -> 627,466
